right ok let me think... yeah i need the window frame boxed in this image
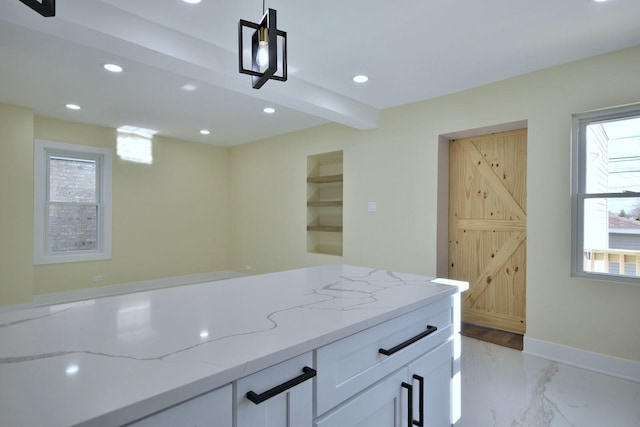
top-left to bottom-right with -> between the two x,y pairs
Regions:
34,139 -> 112,265
571,104 -> 640,284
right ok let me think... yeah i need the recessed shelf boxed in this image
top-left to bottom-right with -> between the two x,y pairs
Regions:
307,200 -> 343,207
307,225 -> 343,232
307,151 -> 343,256
307,174 -> 343,184
308,244 -> 343,256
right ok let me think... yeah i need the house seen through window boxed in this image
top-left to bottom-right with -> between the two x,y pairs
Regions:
34,140 -> 112,264
573,105 -> 640,282
48,155 -> 98,252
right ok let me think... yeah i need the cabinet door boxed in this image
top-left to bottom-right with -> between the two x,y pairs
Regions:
236,352 -> 314,427
408,340 -> 454,427
316,297 -> 452,416
126,384 -> 232,427
315,368 -> 409,427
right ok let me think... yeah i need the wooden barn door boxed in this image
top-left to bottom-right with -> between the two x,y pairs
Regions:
449,129 -> 527,334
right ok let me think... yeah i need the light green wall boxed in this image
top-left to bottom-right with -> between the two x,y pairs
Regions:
0,111 -> 230,304
2,45 -> 639,362
32,117 -> 230,296
0,104 -> 34,305
229,45 -> 640,362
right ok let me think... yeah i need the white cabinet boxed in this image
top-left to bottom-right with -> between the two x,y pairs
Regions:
125,384 -> 232,427
129,296 -> 457,427
315,340 -> 454,427
315,369 -> 409,427
407,339 -> 454,427
315,296 -> 453,415
315,295 -> 456,427
235,352 -> 315,427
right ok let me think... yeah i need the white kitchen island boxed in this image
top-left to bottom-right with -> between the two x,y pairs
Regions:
0,265 -> 467,427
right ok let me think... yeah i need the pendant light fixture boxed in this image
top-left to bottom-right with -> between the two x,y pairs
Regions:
238,0 -> 287,89
20,0 -> 55,17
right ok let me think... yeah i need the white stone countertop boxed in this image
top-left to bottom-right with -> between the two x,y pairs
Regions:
0,265 -> 466,426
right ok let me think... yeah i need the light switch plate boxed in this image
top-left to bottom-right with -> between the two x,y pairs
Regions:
368,201 -> 377,212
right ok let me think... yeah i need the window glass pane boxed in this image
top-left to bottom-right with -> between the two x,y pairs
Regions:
48,204 -> 97,252
583,197 -> 640,277
585,117 -> 640,193
49,156 -> 97,203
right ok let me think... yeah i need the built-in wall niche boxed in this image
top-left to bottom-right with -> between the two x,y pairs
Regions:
307,151 -> 343,256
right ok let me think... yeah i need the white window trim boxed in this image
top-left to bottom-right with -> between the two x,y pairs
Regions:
571,104 -> 640,284
34,139 -> 112,265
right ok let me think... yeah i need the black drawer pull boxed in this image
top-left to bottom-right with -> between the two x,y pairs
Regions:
412,374 -> 424,427
246,366 -> 316,404
401,382 -> 413,427
378,325 -> 438,356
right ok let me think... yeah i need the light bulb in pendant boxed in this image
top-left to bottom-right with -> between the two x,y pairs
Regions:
257,44 -> 269,66
256,27 -> 269,67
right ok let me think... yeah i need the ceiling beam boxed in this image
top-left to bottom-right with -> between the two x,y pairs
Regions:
5,0 -> 380,130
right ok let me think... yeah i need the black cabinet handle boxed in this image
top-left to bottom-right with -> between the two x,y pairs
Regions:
246,366 -> 316,405
378,325 -> 438,356
401,382 -> 413,427
412,374 -> 424,427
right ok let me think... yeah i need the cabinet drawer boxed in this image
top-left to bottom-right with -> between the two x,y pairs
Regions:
316,296 -> 452,416
236,352 -> 314,426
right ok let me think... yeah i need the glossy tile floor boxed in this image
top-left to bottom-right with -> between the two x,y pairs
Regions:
458,336 -> 640,427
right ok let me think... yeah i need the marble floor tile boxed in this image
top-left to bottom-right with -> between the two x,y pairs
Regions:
458,336 -> 640,427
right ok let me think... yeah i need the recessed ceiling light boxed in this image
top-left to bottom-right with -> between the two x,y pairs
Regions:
263,107 -> 276,114
183,0 -> 201,4
65,104 -> 81,110
181,84 -> 197,92
103,63 -> 123,73
200,129 -> 210,135
593,0 -> 608,2
353,75 -> 369,83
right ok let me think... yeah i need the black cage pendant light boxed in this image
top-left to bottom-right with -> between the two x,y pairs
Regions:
238,0 -> 287,89
20,0 -> 56,17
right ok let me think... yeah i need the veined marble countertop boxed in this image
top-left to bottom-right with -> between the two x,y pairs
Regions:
0,265 -> 465,426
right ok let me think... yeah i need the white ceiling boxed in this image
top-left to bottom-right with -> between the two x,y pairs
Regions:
1,0 -> 639,146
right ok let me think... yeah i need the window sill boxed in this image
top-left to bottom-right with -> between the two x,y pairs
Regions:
34,251 -> 112,265
571,270 -> 640,286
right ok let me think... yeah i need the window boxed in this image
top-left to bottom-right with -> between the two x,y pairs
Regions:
572,104 -> 640,283
34,140 -> 112,264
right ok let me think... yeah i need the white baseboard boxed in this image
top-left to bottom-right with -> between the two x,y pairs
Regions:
31,270 -> 246,308
0,301 -> 36,314
524,336 -> 640,383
